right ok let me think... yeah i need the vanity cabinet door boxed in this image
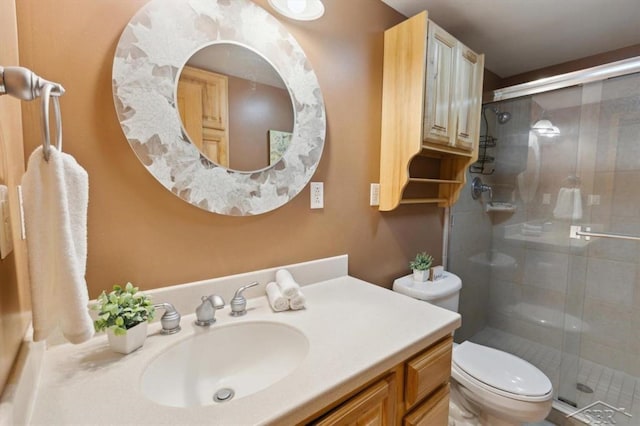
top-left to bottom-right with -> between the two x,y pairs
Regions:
405,336 -> 452,409
423,21 -> 457,146
312,373 -> 397,426
453,43 -> 483,152
403,384 -> 450,426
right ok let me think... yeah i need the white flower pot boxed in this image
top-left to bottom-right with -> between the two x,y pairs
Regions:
107,321 -> 148,354
413,269 -> 429,282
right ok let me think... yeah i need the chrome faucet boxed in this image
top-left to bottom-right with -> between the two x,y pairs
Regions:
195,295 -> 225,326
153,303 -> 181,334
230,282 -> 259,317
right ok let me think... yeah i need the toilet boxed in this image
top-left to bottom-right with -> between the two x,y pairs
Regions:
393,272 -> 553,426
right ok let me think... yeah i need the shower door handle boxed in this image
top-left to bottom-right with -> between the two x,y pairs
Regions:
569,225 -> 640,242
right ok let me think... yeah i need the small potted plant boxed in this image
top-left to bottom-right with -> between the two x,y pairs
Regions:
93,282 -> 155,354
409,252 -> 434,282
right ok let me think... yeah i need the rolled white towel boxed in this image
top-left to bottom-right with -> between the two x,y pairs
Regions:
266,282 -> 289,312
289,289 -> 306,311
275,269 -> 301,298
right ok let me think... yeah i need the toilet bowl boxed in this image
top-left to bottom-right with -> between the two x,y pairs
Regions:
393,272 -> 553,426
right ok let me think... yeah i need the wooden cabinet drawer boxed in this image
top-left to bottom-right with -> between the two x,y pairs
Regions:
405,336 -> 452,409
404,384 -> 450,426
311,373 -> 397,426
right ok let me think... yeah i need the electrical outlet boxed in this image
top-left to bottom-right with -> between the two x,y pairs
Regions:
310,182 -> 323,209
542,193 -> 551,205
370,183 -> 380,206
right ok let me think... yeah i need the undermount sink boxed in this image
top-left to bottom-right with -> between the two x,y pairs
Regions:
140,321 -> 309,407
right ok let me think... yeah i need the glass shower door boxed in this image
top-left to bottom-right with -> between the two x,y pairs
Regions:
451,68 -> 640,424
561,73 -> 640,424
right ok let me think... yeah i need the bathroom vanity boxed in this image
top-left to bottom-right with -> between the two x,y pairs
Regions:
27,256 -> 459,425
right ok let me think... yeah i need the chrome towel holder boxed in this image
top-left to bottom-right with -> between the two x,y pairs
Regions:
0,66 -> 65,161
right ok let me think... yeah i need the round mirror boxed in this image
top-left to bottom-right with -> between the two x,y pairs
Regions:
112,0 -> 325,216
177,43 -> 294,172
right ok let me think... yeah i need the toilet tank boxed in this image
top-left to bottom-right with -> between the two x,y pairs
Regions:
392,272 -> 462,312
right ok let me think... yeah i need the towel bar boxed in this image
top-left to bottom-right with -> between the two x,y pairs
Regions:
0,66 -> 64,161
569,225 -> 640,242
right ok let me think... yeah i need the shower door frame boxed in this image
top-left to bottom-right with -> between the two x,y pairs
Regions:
485,56 -> 640,104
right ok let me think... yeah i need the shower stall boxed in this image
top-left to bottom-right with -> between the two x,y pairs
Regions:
448,57 -> 640,424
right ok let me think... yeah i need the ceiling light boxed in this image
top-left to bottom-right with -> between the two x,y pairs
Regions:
267,0 -> 325,21
531,119 -> 560,137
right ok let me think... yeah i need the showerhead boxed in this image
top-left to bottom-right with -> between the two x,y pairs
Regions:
491,106 -> 511,124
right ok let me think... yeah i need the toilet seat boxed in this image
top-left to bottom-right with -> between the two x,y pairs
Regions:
453,342 -> 552,402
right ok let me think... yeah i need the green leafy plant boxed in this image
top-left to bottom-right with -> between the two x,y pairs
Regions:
93,283 -> 155,336
409,252 -> 434,271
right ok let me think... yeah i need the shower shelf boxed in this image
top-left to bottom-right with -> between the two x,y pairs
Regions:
470,135 -> 497,175
478,135 -> 497,148
408,178 -> 463,184
400,198 -> 448,205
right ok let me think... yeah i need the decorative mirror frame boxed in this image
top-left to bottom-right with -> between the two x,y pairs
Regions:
112,0 -> 326,215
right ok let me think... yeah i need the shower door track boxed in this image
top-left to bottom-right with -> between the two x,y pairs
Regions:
485,56 -> 640,103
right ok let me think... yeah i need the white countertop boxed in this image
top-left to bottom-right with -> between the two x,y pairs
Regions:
30,276 -> 460,425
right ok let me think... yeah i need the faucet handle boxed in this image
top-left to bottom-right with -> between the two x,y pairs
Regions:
195,295 -> 225,327
153,303 -> 181,335
230,281 -> 259,317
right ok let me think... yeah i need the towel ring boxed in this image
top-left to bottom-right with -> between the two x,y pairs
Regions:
41,83 -> 62,162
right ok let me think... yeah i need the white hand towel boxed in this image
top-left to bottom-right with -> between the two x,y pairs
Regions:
571,188 -> 583,220
553,187 -> 583,220
266,282 -> 289,312
522,223 -> 542,231
553,187 -> 573,219
289,289 -> 306,311
275,269 -> 300,298
21,146 -> 94,344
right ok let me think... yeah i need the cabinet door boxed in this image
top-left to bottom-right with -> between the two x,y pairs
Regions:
423,21 -> 457,146
453,44 -> 483,152
403,384 -> 450,426
405,336 -> 452,409
312,374 -> 397,426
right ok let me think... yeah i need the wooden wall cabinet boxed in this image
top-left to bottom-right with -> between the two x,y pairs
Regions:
177,66 -> 229,166
306,336 -> 453,426
379,11 -> 484,210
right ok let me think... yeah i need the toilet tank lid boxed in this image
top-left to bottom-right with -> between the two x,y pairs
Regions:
454,342 -> 552,397
392,272 -> 461,301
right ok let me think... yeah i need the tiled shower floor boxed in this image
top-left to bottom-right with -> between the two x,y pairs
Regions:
470,327 -> 640,425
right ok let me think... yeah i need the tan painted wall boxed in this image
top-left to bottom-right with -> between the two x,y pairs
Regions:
15,0 -> 445,298
0,0 -> 31,393
227,76 -> 293,171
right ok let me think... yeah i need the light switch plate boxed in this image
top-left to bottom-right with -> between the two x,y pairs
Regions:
542,193 -> 551,204
370,183 -> 380,206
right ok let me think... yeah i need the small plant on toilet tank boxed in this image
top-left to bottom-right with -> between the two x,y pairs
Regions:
93,283 -> 155,354
409,252 -> 433,282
